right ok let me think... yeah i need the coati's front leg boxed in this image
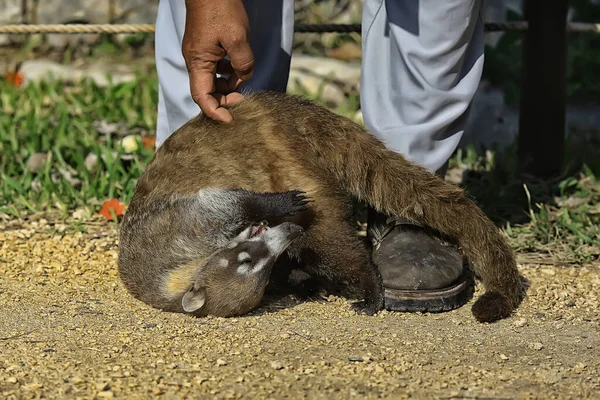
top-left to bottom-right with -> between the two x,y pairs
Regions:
295,217 -> 384,315
236,189 -> 311,221
189,188 -> 311,246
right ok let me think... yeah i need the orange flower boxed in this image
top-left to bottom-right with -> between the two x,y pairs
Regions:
6,71 -> 23,87
99,198 -> 127,220
142,136 -> 156,150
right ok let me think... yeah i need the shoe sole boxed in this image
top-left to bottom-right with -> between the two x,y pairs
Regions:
384,270 -> 475,313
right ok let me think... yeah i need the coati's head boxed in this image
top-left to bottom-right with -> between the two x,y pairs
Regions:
181,221 -> 304,317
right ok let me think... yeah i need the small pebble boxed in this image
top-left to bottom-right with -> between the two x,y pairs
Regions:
270,361 -> 284,370
530,342 -> 544,351
513,318 -> 528,328
23,383 -> 43,391
71,209 -> 87,220
541,268 -> 556,276
216,359 -> 227,366
573,363 -> 587,374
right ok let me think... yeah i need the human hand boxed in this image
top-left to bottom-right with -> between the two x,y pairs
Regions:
182,0 -> 255,122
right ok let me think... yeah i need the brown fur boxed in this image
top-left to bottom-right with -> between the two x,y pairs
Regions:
119,91 -> 522,322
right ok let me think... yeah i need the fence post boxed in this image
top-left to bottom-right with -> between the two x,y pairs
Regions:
517,0 -> 568,179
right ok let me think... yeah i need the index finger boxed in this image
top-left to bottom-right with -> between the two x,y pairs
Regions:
188,61 -> 233,123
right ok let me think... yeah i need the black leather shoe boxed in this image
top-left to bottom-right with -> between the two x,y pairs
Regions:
367,208 -> 474,313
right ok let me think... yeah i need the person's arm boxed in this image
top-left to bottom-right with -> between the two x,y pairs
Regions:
182,0 -> 255,122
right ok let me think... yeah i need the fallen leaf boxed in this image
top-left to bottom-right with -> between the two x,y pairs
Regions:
25,152 -> 50,172
6,71 -> 23,87
142,136 -> 156,150
99,199 -> 126,220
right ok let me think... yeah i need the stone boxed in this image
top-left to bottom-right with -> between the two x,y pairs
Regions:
288,69 -> 346,107
287,55 -> 361,107
0,0 -> 23,46
216,359 -> 227,367
37,0 -> 108,24
19,59 -> 136,87
270,361 -> 284,370
113,0 -> 158,23
530,342 -> 544,351
37,0 -> 108,47
291,55 -> 361,91
32,0 -> 157,47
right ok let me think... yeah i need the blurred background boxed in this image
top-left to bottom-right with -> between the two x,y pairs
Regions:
1,0 -> 600,151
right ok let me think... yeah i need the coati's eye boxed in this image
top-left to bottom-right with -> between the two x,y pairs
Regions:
237,251 -> 252,265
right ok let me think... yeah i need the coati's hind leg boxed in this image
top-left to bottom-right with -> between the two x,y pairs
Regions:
293,216 -> 384,315
265,257 -> 332,301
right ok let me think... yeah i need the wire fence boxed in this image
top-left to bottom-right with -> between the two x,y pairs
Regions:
0,22 -> 599,34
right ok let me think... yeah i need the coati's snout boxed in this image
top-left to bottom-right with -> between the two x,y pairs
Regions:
181,221 -> 304,317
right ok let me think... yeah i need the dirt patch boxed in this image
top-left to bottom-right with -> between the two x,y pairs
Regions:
1,220 -> 599,399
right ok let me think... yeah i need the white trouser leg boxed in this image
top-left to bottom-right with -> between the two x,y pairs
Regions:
360,0 -> 485,173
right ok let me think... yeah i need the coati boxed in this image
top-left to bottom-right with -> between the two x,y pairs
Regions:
118,91 -> 523,323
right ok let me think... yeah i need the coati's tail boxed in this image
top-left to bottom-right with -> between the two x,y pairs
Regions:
300,107 -> 523,322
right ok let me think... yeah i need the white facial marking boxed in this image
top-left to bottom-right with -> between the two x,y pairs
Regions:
236,264 -> 251,275
219,259 -> 229,268
237,252 -> 251,262
236,258 -> 269,276
251,258 -> 269,274
227,241 -> 238,249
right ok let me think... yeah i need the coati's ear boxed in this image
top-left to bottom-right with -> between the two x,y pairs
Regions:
182,286 -> 206,312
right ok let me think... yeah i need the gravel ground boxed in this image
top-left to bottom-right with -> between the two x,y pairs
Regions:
1,218 -> 599,399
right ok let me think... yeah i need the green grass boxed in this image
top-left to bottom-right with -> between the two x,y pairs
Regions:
0,73 -> 158,219
450,145 -> 600,264
1,72 -> 599,264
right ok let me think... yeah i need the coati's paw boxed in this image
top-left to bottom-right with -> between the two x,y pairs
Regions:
270,190 -> 312,217
350,301 -> 382,316
286,190 -> 312,215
